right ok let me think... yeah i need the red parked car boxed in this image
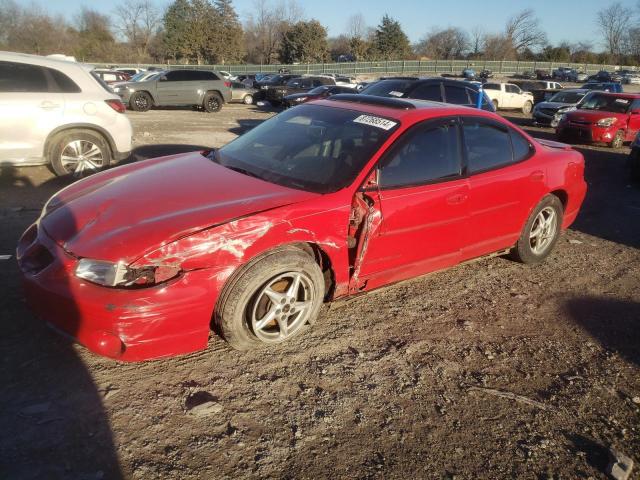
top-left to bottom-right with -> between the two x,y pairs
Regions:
556,92 -> 640,148
17,95 -> 587,361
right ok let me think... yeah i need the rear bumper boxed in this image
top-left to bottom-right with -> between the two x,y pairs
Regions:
17,224 -> 217,361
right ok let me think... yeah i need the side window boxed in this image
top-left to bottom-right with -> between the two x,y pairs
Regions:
47,68 -> 81,93
444,85 -> 470,105
165,70 -> 187,81
0,62 -> 48,92
505,84 -> 517,93
408,83 -> 442,101
483,83 -> 500,90
379,121 -> 462,188
184,71 -> 203,81
462,118 -> 513,173
510,128 -> 533,161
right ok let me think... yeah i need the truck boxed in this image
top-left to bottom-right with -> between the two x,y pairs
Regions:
482,82 -> 535,114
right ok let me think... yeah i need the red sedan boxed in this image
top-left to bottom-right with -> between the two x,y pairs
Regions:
17,95 -> 587,361
556,92 -> 640,148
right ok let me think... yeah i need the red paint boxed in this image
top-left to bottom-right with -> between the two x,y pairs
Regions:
17,100 -> 587,361
556,92 -> 640,144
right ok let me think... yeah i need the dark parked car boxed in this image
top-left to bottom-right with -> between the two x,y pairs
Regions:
587,70 -> 622,83
283,85 -> 356,107
265,76 -> 335,105
255,73 -> 302,101
479,69 -> 493,79
532,89 -> 590,127
116,69 -> 232,112
536,69 -> 551,80
581,82 -> 624,93
359,77 -> 495,111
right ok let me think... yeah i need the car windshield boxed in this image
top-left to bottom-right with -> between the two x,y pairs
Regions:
359,80 -> 414,97
129,72 -> 146,82
578,94 -> 632,113
550,91 -> 585,104
211,105 -> 398,193
308,86 -> 330,94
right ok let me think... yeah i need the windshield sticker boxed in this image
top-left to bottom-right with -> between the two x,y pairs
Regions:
615,98 -> 630,104
353,115 -> 398,130
388,91 -> 404,97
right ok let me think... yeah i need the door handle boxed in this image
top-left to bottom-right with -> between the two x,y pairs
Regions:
529,171 -> 544,182
446,193 -> 468,205
39,101 -> 61,110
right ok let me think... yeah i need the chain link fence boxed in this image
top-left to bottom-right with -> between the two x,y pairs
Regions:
98,59 -> 635,77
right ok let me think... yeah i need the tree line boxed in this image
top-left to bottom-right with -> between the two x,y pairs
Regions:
1,0 -> 640,66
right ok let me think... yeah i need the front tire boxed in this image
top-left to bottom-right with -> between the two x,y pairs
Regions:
214,247 -> 325,350
243,94 -> 254,105
129,91 -> 152,112
510,195 -> 563,264
49,130 -> 111,177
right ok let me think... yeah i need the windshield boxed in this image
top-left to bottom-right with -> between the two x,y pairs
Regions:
129,72 -> 146,82
550,91 -> 585,104
359,79 -> 414,97
578,94 -> 632,113
213,105 -> 398,193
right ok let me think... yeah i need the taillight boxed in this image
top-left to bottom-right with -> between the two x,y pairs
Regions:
105,99 -> 126,114
224,81 -> 231,88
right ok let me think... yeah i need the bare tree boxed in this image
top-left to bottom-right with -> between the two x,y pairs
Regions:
596,2 -> 633,57
505,9 -> 547,54
483,33 -> 516,60
415,27 -> 469,59
244,0 -> 303,64
346,13 -> 367,39
114,0 -> 162,60
469,26 -> 484,57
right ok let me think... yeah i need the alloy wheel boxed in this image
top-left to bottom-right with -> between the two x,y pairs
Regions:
60,140 -> 105,177
529,206 -> 557,255
250,271 -> 314,343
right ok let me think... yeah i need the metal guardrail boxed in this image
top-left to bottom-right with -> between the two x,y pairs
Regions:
98,59 -> 636,77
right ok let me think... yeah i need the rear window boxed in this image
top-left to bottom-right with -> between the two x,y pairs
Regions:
49,68 -> 81,93
444,85 -> 470,104
360,79 -> 415,98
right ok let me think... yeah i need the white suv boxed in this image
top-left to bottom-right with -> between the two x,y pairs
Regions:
0,51 -> 132,176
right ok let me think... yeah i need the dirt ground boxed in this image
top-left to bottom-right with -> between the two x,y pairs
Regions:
0,99 -> 639,480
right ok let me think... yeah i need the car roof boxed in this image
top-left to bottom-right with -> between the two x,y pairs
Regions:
314,94 -> 497,122
0,50 -> 93,72
587,91 -> 640,98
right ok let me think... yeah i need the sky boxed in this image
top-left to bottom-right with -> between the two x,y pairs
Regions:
42,0 -> 638,48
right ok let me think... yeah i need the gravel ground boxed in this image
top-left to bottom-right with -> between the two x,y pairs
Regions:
0,100 -> 639,480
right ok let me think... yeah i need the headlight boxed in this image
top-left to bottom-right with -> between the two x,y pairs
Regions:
75,258 -> 180,288
295,97 -> 307,102
596,117 -> 617,127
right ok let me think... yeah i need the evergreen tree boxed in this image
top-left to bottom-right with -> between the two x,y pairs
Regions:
279,20 -> 328,64
373,15 -> 411,60
211,0 -> 244,63
163,0 -> 192,61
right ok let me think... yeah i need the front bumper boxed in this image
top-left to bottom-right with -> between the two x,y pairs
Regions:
17,224 -> 217,361
556,123 -> 616,144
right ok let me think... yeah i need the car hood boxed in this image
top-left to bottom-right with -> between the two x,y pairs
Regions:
284,92 -> 318,100
566,109 -> 628,122
536,101 -> 575,110
40,152 -> 319,263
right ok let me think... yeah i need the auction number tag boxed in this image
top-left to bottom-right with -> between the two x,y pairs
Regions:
353,115 -> 398,130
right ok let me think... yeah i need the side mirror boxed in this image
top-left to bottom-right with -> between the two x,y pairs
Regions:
359,169 -> 379,191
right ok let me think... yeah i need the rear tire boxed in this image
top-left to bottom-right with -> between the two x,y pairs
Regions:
492,99 -> 499,110
522,101 -> 533,114
214,247 -> 325,350
510,195 -> 563,264
203,92 -> 223,112
129,91 -> 152,112
49,130 -> 111,177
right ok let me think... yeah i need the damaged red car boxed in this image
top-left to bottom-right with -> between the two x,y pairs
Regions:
17,94 -> 587,361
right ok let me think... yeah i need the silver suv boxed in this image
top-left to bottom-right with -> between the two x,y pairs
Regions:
0,51 -> 132,176
114,69 -> 233,112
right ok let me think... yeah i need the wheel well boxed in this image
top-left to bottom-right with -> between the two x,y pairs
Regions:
44,127 -> 113,162
205,90 -> 225,103
550,189 -> 568,210
132,90 -> 154,105
287,242 -> 335,301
